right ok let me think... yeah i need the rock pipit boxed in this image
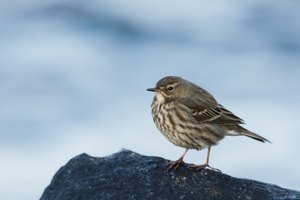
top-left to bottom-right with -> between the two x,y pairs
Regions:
147,76 -> 270,171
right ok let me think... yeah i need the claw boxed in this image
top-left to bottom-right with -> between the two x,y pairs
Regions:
166,159 -> 185,171
188,163 -> 221,172
165,149 -> 189,172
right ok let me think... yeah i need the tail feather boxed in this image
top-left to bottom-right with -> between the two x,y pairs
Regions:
242,130 -> 270,143
227,125 -> 271,143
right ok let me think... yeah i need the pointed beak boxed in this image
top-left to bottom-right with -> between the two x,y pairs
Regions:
146,87 -> 156,92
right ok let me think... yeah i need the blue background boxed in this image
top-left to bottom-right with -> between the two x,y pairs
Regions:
0,0 -> 299,199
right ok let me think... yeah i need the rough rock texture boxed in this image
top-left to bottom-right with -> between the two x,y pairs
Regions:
40,149 -> 300,200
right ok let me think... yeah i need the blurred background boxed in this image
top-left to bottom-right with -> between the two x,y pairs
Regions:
0,0 -> 300,199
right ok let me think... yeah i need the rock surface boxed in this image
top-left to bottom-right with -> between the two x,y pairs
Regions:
40,149 -> 300,200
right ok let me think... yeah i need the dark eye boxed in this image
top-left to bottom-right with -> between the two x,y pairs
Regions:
167,85 -> 174,92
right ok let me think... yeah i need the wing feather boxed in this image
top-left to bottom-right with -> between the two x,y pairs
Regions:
176,97 -> 244,125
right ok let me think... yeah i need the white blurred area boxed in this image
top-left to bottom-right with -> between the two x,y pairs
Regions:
0,0 -> 300,199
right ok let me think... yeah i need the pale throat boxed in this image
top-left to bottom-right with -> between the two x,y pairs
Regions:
155,92 -> 165,104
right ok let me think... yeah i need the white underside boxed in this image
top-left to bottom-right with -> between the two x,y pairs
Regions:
226,130 -> 240,136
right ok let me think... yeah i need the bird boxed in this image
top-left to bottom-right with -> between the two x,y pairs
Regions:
147,76 -> 270,171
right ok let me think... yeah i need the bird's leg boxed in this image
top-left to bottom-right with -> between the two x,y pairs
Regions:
189,146 -> 221,172
166,149 -> 188,171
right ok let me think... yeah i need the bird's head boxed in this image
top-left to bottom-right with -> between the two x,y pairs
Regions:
147,76 -> 195,102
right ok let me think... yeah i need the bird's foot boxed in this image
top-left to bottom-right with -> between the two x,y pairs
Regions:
166,158 -> 185,171
188,164 -> 221,173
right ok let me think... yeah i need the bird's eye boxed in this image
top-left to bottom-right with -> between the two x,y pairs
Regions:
167,85 -> 174,92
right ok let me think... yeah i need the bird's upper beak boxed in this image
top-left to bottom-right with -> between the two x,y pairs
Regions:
146,87 -> 156,92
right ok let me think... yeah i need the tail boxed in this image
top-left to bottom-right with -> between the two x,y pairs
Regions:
227,125 -> 271,143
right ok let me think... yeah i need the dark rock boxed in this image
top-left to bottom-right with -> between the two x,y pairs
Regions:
40,149 -> 300,200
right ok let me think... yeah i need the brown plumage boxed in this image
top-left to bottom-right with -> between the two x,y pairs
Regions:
147,76 -> 270,171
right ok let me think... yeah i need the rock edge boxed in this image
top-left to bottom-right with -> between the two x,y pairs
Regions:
40,149 -> 300,200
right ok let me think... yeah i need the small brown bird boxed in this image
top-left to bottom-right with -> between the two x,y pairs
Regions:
147,76 -> 270,171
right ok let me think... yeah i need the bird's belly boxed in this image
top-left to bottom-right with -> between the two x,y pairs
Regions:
162,128 -> 209,150
152,103 -> 223,150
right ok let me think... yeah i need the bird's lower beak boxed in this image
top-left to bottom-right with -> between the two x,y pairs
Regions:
147,87 -> 156,92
